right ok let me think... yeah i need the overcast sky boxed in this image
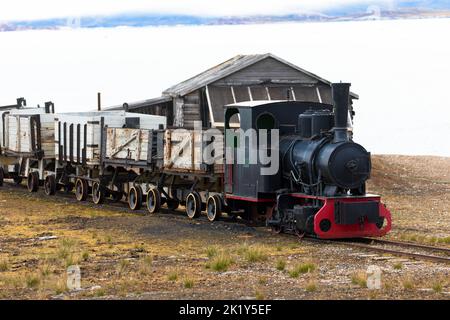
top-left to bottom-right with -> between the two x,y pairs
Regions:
0,0 -> 400,21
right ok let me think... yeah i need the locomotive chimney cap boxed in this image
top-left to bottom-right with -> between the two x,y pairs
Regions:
332,82 -> 351,143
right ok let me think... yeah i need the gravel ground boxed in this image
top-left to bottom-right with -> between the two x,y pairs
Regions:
0,154 -> 448,300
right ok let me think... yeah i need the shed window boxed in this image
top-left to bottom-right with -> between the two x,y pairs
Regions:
208,86 -> 235,124
292,86 -> 319,102
250,87 -> 269,100
318,86 -> 333,104
268,87 -> 291,100
233,86 -> 250,102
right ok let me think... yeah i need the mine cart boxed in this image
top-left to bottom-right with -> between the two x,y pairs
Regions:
0,102 -> 55,192
53,111 -> 166,202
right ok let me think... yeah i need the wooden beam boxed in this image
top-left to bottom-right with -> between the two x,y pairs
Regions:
97,92 -> 101,111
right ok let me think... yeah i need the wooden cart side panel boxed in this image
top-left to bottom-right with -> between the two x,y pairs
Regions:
105,128 -> 150,162
163,129 -> 206,172
19,117 -> 30,153
5,113 -> 54,157
6,116 -> 33,153
54,113 -> 166,165
39,115 -> 55,158
7,116 -> 18,152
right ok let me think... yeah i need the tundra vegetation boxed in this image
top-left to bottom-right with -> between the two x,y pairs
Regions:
0,155 -> 448,299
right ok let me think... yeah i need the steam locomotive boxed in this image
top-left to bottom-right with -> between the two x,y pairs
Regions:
0,83 -> 391,239
224,83 -> 391,239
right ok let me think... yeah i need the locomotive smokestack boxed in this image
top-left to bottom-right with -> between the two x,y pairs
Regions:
332,82 -> 351,143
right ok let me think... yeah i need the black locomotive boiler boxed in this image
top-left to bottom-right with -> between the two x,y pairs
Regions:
223,83 -> 391,239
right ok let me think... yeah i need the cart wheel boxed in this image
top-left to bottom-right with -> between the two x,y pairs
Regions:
75,178 -> 88,201
166,199 -> 180,211
27,172 -> 39,192
44,175 -> 56,196
0,168 -> 4,187
92,181 -> 105,205
186,191 -> 201,219
128,185 -> 143,210
206,195 -> 223,222
146,188 -> 161,214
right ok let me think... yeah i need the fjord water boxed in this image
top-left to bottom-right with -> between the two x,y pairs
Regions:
0,18 -> 449,156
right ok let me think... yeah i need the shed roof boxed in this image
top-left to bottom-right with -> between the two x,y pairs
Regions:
106,95 -> 172,111
163,53 -> 359,99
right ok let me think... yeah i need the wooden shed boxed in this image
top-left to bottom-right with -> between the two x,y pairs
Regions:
108,53 -> 358,128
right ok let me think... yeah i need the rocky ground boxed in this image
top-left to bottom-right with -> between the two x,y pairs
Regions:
0,155 -> 449,300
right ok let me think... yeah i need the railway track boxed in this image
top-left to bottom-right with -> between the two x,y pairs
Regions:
306,237 -> 450,264
0,181 -> 239,223
2,181 -> 450,264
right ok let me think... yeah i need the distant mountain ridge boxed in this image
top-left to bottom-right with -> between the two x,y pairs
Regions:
1,1 -> 450,32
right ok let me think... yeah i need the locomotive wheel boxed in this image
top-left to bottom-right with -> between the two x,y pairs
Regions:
166,199 -> 180,211
186,191 -> 201,219
128,185 -> 143,211
0,168 -> 4,187
146,188 -> 161,214
75,178 -> 88,201
92,181 -> 105,205
206,195 -> 222,222
27,172 -> 39,193
44,175 -> 56,196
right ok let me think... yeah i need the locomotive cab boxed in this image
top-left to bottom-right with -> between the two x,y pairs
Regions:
223,100 -> 332,202
222,83 -> 391,239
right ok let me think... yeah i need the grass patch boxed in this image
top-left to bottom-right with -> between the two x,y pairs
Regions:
25,274 -> 40,289
54,278 -> 68,294
0,260 -> 10,272
351,272 -> 367,288
244,247 -> 268,263
427,236 -> 437,244
399,233 -> 450,245
56,238 -> 81,267
368,290 -> 378,300
167,271 -> 179,282
402,277 -> 415,290
94,288 -> 106,297
437,236 -> 450,244
276,259 -> 286,271
432,281 -> 443,293
305,280 -> 317,292
289,263 -> 316,278
206,254 -> 233,272
61,238 -> 76,248
393,263 -> 403,270
289,269 -> 300,278
117,259 -> 130,276
139,255 -> 153,275
57,246 -> 71,260
236,244 -> 268,263
39,264 -> 52,277
81,251 -> 89,261
183,278 -> 194,289
258,277 -> 268,285
206,246 -> 218,258
255,290 -> 265,300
